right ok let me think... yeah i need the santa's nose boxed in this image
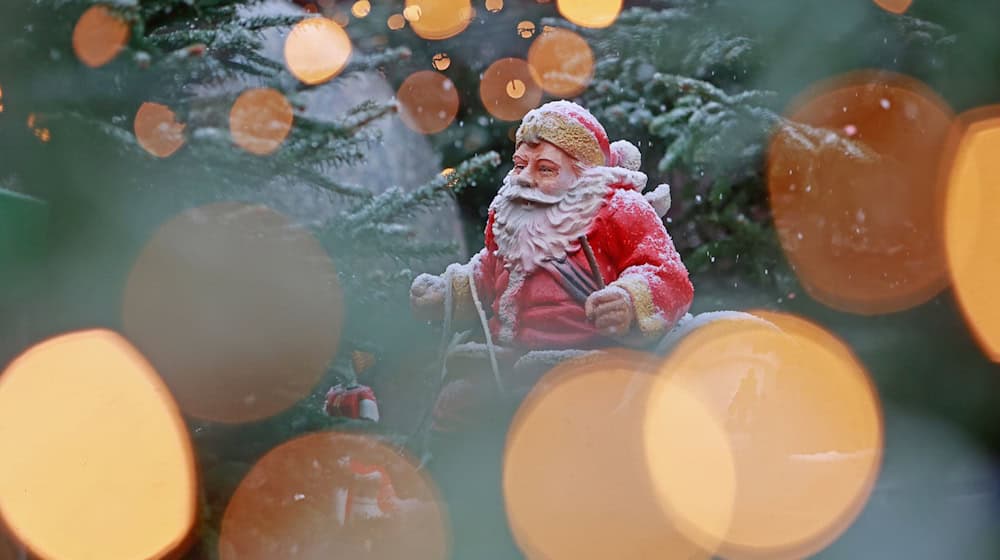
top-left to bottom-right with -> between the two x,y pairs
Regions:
516,174 -> 536,189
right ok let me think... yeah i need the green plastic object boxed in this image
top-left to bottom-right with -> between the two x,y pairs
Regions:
0,187 -> 48,273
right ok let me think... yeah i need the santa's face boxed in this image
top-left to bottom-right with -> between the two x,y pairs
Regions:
492,146 -> 610,273
509,141 -> 581,205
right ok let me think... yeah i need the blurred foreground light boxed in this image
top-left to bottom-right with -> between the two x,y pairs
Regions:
557,0 -> 622,29
220,432 -> 448,559
352,0 -> 371,18
504,350 -> 729,559
767,71 -> 953,315
122,202 -> 343,424
397,70 -> 460,134
73,5 -> 130,68
820,406 -> 1000,559
0,330 -> 197,560
480,58 -> 542,121
649,313 -> 883,559
943,107 -> 1000,363
1,528 -> 22,560
432,52 -> 451,71
229,88 -> 294,155
486,0 -> 504,12
873,0 -> 913,14
527,28 -> 595,97
284,17 -> 352,86
406,0 -> 473,40
134,102 -> 186,158
0,84 -> 5,113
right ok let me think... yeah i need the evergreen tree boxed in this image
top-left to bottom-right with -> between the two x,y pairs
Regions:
567,0 -> 955,293
0,2 -> 497,557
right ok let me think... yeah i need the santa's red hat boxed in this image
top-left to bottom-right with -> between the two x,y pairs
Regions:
515,100 -> 641,171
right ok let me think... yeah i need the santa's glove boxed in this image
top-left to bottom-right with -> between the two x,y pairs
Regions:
409,273 -> 446,321
585,285 -> 635,337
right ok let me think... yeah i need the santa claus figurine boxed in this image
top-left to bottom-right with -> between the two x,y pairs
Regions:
411,100 -> 694,430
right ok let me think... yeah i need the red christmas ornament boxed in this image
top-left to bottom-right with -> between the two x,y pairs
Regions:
325,383 -> 380,421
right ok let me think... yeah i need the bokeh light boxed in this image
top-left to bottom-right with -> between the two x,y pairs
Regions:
388,13 -> 407,30
557,0 -> 622,28
504,350 -> 725,559
284,17 -> 352,86
406,0 -> 473,41
873,0 -> 913,14
72,5 -> 130,68
432,52 -> 451,71
121,202 -> 343,424
396,70 -> 460,134
480,58 -> 543,121
229,88 -> 294,155
767,71 -> 954,315
517,20 -> 535,39
26,113 -> 51,144
0,330 -> 197,560
220,431 -> 448,559
486,0 -> 504,13
942,107 -> 1000,363
0,84 -> 5,113
134,102 -> 186,158
1,529 -> 21,560
649,312 -> 883,559
352,0 -> 371,18
527,27 -> 595,97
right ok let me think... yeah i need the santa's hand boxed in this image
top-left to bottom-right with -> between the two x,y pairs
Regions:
410,273 -> 446,321
585,286 -> 634,336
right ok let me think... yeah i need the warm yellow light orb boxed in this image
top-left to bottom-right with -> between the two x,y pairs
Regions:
0,330 -> 197,560
284,17 -> 352,86
557,0 -> 622,29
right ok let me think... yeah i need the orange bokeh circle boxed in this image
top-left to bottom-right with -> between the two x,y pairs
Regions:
648,313 -> 883,559
397,70 -> 460,134
121,202 -> 343,424
767,71 -> 954,315
504,350 -> 726,559
942,106 -> 1000,363
527,27 -> 595,98
873,0 -> 913,14
134,102 -> 186,158
557,0 -> 623,29
284,17 -> 352,86
0,330 -> 198,560
479,58 -> 543,122
229,88 -> 294,155
72,5 -> 131,68
220,432 -> 449,560
405,0 -> 473,40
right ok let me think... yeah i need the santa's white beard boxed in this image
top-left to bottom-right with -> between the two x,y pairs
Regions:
491,168 -> 611,273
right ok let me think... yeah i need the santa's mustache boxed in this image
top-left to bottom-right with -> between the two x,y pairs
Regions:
499,176 -> 564,206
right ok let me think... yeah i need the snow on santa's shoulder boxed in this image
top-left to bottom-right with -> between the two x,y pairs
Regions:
608,187 -> 659,219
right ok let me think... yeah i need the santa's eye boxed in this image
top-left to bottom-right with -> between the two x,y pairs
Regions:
539,165 -> 557,175
513,163 -> 526,172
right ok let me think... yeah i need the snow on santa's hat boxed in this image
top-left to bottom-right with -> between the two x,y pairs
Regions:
515,100 -> 641,171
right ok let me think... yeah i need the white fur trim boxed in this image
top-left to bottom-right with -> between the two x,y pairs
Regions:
359,399 -> 380,422
611,140 -> 641,171
644,183 -> 672,217
497,267 -> 526,345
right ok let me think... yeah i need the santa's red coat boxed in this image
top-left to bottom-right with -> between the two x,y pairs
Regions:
460,173 -> 693,350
